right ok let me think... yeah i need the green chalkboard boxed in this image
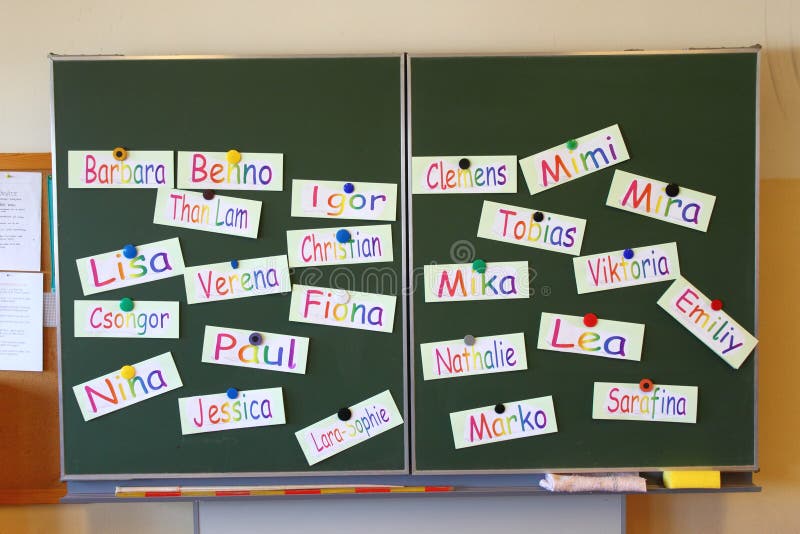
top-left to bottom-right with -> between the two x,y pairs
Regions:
409,52 -> 758,472
53,56 -> 407,476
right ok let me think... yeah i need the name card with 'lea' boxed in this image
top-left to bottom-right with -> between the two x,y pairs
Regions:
450,396 -> 558,449
76,238 -> 185,296
72,352 -> 183,421
68,150 -> 174,188
657,276 -> 758,369
177,151 -> 283,191
74,300 -> 180,338
537,312 -> 644,361
295,390 -> 403,465
183,255 -> 291,305
178,387 -> 286,435
201,325 -> 309,374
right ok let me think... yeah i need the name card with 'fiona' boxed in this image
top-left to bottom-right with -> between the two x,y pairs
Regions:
76,238 -> 185,296
183,255 -> 291,305
178,387 -> 286,435
288,285 -> 396,333
72,352 -> 183,421
154,188 -> 262,239
68,150 -> 174,188
295,390 -> 403,465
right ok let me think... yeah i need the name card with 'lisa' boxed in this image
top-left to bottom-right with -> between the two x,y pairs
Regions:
74,300 -> 179,338
291,180 -> 397,221
183,255 -> 291,305
450,396 -> 558,449
537,312 -> 644,361
76,238 -> 185,296
419,333 -> 527,380
657,277 -> 758,369
295,390 -> 403,465
72,352 -> 183,421
572,242 -> 680,294
606,170 -> 716,232
68,150 -> 174,188
288,285 -> 396,333
411,156 -> 517,194
424,261 -> 529,302
519,124 -> 630,195
177,151 -> 283,191
592,382 -> 698,423
202,325 -> 309,374
154,188 -> 262,239
178,387 -> 286,435
477,200 -> 586,255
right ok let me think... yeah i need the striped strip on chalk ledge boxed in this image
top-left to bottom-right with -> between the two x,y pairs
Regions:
115,486 -> 453,498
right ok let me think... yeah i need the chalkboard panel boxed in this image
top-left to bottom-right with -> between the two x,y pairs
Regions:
409,52 -> 758,472
53,56 -> 407,477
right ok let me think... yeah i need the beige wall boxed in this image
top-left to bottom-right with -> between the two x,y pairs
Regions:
1,1 -> 798,532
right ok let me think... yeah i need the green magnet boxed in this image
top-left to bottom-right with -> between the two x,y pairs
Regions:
472,259 -> 487,274
119,297 -> 134,312
566,139 -> 578,150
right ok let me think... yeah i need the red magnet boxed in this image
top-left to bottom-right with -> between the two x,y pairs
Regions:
583,313 -> 598,327
639,378 -> 654,392
710,299 -> 723,311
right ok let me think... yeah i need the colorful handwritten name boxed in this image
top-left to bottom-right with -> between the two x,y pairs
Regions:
68,150 -> 174,188
424,261 -> 529,303
519,124 -> 630,195
183,255 -> 291,305
76,238 -> 185,296
592,382 -> 698,423
291,179 -> 397,221
450,396 -> 558,449
419,333 -> 527,380
607,171 -> 717,232
657,277 -> 758,369
176,151 -> 283,191
411,156 -> 517,194
572,242 -> 680,294
286,224 -> 393,268
477,200 -> 586,255
288,285 -> 396,333
154,188 -> 262,239
178,387 -> 286,435
295,390 -> 403,465
74,300 -> 179,338
72,352 -> 182,421
536,312 -> 644,361
201,325 -> 309,374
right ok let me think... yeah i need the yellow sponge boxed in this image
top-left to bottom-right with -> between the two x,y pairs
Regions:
662,470 -> 721,489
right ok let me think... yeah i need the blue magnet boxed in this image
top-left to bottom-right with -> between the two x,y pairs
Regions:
122,244 -> 137,259
336,229 -> 351,243
623,248 -> 634,260
249,332 -> 263,345
231,259 -> 239,269
226,387 -> 239,399
343,182 -> 355,194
